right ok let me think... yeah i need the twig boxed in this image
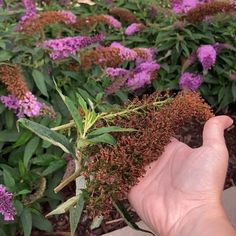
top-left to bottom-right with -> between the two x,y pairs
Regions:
105,218 -> 124,225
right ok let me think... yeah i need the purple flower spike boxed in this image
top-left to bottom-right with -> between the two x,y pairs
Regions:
59,10 -> 77,24
0,92 -> 42,118
127,61 -> 160,90
179,72 -> 203,91
0,184 -> 16,221
125,23 -> 144,36
110,42 -> 137,60
106,68 -> 129,78
19,0 -> 37,26
104,15 -> 121,29
41,33 -> 105,59
197,45 -> 217,70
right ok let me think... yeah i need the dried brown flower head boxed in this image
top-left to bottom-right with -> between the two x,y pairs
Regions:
68,46 -> 155,71
0,64 -> 28,99
72,14 -> 120,30
83,91 -> 213,216
182,1 -> 235,23
19,11 -> 76,35
109,7 -> 140,24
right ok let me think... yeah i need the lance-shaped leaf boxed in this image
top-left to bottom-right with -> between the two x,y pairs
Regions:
17,118 -> 76,158
54,80 -> 83,136
113,201 -> 156,236
69,195 -> 85,236
46,195 -> 82,217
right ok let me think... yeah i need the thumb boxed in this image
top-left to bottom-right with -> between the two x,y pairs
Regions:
203,115 -> 233,154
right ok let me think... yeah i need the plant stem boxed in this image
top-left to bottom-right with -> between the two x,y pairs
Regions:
99,98 -> 172,120
54,166 -> 81,193
51,120 -> 75,131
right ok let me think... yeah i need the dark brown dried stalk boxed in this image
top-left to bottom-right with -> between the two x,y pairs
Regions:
182,1 -> 235,23
109,7 -> 140,24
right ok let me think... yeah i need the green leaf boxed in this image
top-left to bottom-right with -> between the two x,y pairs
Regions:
113,201 -> 156,236
69,195 -> 85,236
88,126 -> 136,137
46,195 -> 81,217
3,169 -> 15,188
90,216 -> 103,230
42,160 -> 65,176
17,118 -> 76,158
0,51 -> 12,61
55,83 -> 83,136
87,133 -> 116,145
76,93 -> 88,114
23,137 -> 40,169
0,129 -> 20,142
32,69 -> 48,97
32,214 -> 53,232
20,208 -> 32,236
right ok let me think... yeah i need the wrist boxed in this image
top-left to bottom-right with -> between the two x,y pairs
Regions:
168,203 -> 235,236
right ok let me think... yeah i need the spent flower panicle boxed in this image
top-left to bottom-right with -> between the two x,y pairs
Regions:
197,45 -> 217,70
18,10 -> 77,34
182,1 -> 234,23
73,15 -> 121,30
109,7 -> 140,24
0,65 -> 51,117
0,185 -> 16,221
84,91 -> 213,216
179,72 -> 203,91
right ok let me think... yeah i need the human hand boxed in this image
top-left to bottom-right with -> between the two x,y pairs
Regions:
128,116 -> 235,236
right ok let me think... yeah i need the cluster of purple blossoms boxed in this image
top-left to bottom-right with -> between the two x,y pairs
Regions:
0,0 -> 4,7
106,68 -> 129,78
179,72 -> 203,91
127,61 -> 160,90
59,10 -> 77,24
105,61 -> 160,93
42,33 -> 105,59
0,184 -> 16,221
136,48 -> 157,64
197,45 -> 217,70
0,92 -> 42,118
19,0 -> 37,25
125,23 -> 144,36
110,42 -> 137,61
103,15 -> 122,29
171,0 -> 209,13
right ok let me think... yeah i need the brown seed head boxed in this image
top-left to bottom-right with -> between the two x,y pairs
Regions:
0,64 -> 28,99
183,1 -> 235,23
84,91 -> 213,217
19,11 -> 76,35
109,7 -> 140,24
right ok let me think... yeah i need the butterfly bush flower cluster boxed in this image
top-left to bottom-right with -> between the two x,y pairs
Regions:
18,10 -> 77,34
0,184 -> 16,221
73,15 -> 122,30
126,61 -> 160,90
104,43 -> 160,93
19,0 -> 37,25
197,45 -> 217,70
179,72 -> 203,91
103,15 -> 121,28
41,33 -> 105,59
171,0 -> 209,13
125,23 -> 145,36
0,65 -> 54,118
